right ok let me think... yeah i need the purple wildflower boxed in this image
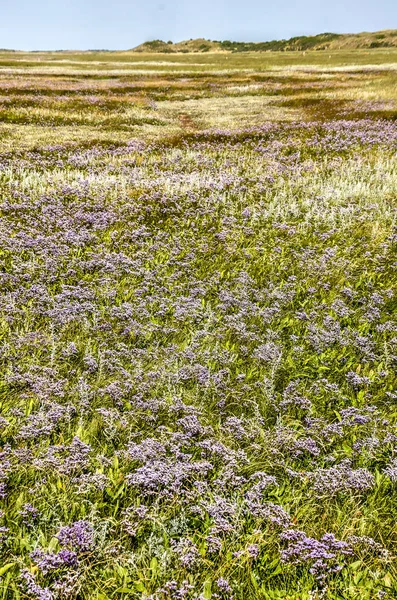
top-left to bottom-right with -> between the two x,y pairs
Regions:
56,520 -> 95,552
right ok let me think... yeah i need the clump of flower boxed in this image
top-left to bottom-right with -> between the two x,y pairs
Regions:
311,460 -> 375,496
383,457 -> 397,482
280,529 -> 353,586
20,570 -> 54,600
56,520 -> 95,553
19,503 -> 40,527
171,537 -> 201,570
31,548 -> 79,574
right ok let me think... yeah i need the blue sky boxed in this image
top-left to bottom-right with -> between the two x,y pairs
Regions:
1,0 -> 396,51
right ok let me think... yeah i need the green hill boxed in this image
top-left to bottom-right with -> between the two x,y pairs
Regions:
131,29 -> 397,53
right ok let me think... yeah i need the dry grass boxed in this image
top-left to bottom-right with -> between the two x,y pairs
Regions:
0,48 -> 396,152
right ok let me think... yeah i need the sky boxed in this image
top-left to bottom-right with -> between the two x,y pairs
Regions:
1,0 -> 396,51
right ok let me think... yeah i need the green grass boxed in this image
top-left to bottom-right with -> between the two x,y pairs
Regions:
0,49 -> 396,600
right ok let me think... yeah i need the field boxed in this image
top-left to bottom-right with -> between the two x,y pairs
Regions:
0,47 -> 397,599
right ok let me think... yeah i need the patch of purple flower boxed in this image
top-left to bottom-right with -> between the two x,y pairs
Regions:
280,529 -> 353,585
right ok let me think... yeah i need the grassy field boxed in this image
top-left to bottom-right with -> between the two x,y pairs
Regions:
1,48 -> 397,150
0,48 -> 397,599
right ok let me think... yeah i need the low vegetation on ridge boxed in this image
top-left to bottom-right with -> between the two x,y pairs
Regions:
132,29 -> 397,53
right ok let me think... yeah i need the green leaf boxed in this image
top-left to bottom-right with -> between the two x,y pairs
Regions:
203,579 -> 212,599
0,563 -> 15,576
150,557 -> 158,572
133,581 -> 146,592
48,537 -> 58,552
251,571 -> 259,588
268,565 -> 283,578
